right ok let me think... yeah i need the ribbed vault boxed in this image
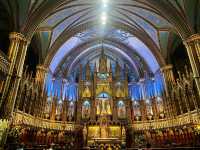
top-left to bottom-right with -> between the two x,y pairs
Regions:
0,0 -> 199,78
54,39 -> 150,79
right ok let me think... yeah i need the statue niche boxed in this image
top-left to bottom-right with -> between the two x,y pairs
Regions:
117,100 -> 126,118
67,101 -> 75,121
82,86 -> 91,98
96,92 -> 112,115
82,100 -> 91,119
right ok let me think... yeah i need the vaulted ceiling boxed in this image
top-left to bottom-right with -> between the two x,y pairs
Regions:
0,0 -> 199,79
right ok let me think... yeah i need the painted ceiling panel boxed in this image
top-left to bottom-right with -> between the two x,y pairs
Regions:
113,0 -> 151,8
124,6 -> 172,28
176,0 -> 185,11
18,0 -> 29,27
184,0 -> 200,32
49,8 -> 93,47
50,34 -> 158,78
65,44 -> 141,78
39,31 -> 52,60
29,0 -> 37,12
50,37 -> 82,73
30,0 -> 45,14
114,9 -> 160,48
158,30 -> 169,59
127,37 -> 159,73
75,27 -> 133,43
168,0 -> 184,14
41,6 -> 92,27
39,0 -> 174,51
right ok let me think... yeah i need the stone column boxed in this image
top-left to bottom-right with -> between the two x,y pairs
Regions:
0,32 -> 29,119
183,34 -> 200,107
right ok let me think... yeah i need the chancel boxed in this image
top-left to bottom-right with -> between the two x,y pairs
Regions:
0,0 -> 200,149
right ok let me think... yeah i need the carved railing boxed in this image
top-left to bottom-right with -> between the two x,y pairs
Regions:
0,50 -> 9,74
132,110 -> 200,130
12,110 -> 200,132
12,111 -> 76,131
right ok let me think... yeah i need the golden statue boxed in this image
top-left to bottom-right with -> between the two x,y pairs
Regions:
83,124 -> 87,145
100,117 -> 109,138
82,86 -> 91,98
107,144 -> 112,150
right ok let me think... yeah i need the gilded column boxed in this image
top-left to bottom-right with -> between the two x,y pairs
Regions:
0,32 -> 29,119
152,97 -> 159,119
0,32 -> 24,108
76,100 -> 82,123
126,100 -> 132,123
113,100 -> 118,121
183,34 -> 200,107
36,65 -> 48,117
160,65 -> 175,96
139,79 -> 147,121
124,65 -> 129,97
140,100 -> 147,121
35,65 -> 48,91
160,65 -> 175,118
61,99 -> 68,121
50,96 -> 57,120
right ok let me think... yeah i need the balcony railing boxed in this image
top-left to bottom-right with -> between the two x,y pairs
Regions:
12,110 -> 200,131
132,110 -> 200,130
12,111 -> 76,131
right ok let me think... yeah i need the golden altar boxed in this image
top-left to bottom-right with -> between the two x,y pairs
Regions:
87,125 -> 125,146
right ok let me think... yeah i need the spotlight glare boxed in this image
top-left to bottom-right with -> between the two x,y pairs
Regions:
102,20 -> 106,25
101,12 -> 107,25
102,0 -> 108,3
103,3 -> 107,8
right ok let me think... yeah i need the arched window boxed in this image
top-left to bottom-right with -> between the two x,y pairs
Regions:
97,92 -> 110,99
133,100 -> 141,117
82,100 -> 90,118
156,97 -> 164,113
117,100 -> 126,118
146,99 -> 153,116
67,101 -> 75,121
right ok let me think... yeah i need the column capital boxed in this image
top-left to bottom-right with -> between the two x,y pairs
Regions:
183,34 -> 200,44
9,32 -> 30,44
160,64 -> 173,72
36,65 -> 49,73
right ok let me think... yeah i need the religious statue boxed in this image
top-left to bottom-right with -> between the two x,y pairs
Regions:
67,102 -> 74,121
107,144 -> 112,150
117,101 -> 126,118
122,126 -> 126,137
100,118 -> 109,138
83,124 -> 87,146
82,101 -> 90,118
96,99 -> 112,115
82,86 -> 91,98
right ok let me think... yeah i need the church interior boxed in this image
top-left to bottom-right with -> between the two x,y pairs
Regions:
0,0 -> 200,149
